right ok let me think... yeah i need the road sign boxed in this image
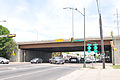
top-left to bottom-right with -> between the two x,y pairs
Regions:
93,44 -> 98,53
56,39 -> 64,42
87,44 -> 91,53
74,39 -> 83,42
12,53 -> 15,56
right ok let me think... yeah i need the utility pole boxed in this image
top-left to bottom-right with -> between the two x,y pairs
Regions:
116,9 -> 119,37
96,0 -> 105,69
99,13 -> 105,69
115,9 -> 120,54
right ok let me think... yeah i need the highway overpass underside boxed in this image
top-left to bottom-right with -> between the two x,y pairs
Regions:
18,40 -> 112,63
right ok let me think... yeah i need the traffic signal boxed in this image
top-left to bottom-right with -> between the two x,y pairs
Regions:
87,44 -> 91,53
71,37 -> 74,42
111,31 -> 113,37
7,34 -> 16,38
114,48 -> 117,51
93,44 -> 98,53
110,41 -> 113,47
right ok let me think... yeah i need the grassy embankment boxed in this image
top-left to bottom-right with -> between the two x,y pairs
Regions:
112,65 -> 120,69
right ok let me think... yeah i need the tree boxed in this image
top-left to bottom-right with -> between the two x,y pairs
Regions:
0,25 -> 17,59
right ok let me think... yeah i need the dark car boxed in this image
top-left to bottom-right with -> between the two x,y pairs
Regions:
30,58 -> 43,64
49,57 -> 64,64
0,57 -> 9,64
69,57 -> 79,63
80,58 -> 84,63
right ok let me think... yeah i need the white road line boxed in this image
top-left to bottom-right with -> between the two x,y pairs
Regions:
0,67 -> 61,80
0,65 -> 51,73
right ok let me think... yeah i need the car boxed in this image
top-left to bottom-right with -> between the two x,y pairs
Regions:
30,58 -> 43,64
80,58 -> 84,63
64,58 -> 69,63
0,57 -> 9,64
69,57 -> 79,63
49,57 -> 65,64
86,57 -> 93,63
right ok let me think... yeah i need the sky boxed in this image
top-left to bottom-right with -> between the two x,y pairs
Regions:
0,0 -> 120,42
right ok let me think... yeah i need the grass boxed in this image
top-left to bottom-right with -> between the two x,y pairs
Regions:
112,65 -> 120,69
88,67 -> 96,69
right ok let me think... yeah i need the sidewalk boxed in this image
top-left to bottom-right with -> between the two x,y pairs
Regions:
57,63 -> 120,80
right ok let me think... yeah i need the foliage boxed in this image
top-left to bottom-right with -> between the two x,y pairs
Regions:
0,25 -> 18,59
63,52 -> 71,54
112,65 -> 120,69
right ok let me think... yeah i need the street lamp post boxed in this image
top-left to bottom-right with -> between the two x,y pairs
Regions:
75,8 -> 86,68
63,7 -> 74,41
64,7 -> 86,68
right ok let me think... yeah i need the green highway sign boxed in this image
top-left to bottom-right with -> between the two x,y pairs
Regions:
73,39 -> 83,42
87,44 -> 91,53
93,44 -> 98,53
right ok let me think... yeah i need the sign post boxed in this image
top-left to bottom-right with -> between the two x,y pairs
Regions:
111,31 -> 115,65
93,44 -> 98,63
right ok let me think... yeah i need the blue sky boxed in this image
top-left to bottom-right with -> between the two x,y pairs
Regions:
0,0 -> 119,42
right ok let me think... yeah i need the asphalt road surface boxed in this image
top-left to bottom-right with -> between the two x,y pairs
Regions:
0,63 -> 80,80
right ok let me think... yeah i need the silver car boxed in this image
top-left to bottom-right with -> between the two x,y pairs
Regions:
0,57 -> 9,64
30,58 -> 43,64
49,57 -> 64,64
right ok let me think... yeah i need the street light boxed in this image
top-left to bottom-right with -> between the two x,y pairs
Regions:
75,8 -> 86,68
64,7 -> 86,68
63,7 -> 74,42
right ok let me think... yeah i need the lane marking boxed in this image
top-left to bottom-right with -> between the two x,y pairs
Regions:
0,65 -> 53,74
0,66 -> 62,80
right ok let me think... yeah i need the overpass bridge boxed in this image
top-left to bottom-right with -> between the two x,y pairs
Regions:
16,37 -> 114,63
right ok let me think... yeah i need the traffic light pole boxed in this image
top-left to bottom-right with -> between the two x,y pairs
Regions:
112,33 -> 115,65
0,34 -> 16,38
83,8 -> 86,68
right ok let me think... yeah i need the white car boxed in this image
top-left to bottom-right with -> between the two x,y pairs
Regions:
86,57 -> 94,63
0,57 -> 9,64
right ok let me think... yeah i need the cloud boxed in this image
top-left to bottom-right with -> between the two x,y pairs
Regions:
0,0 -> 119,42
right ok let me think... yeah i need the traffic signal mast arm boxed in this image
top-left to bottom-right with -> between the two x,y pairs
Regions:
0,34 -> 16,38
